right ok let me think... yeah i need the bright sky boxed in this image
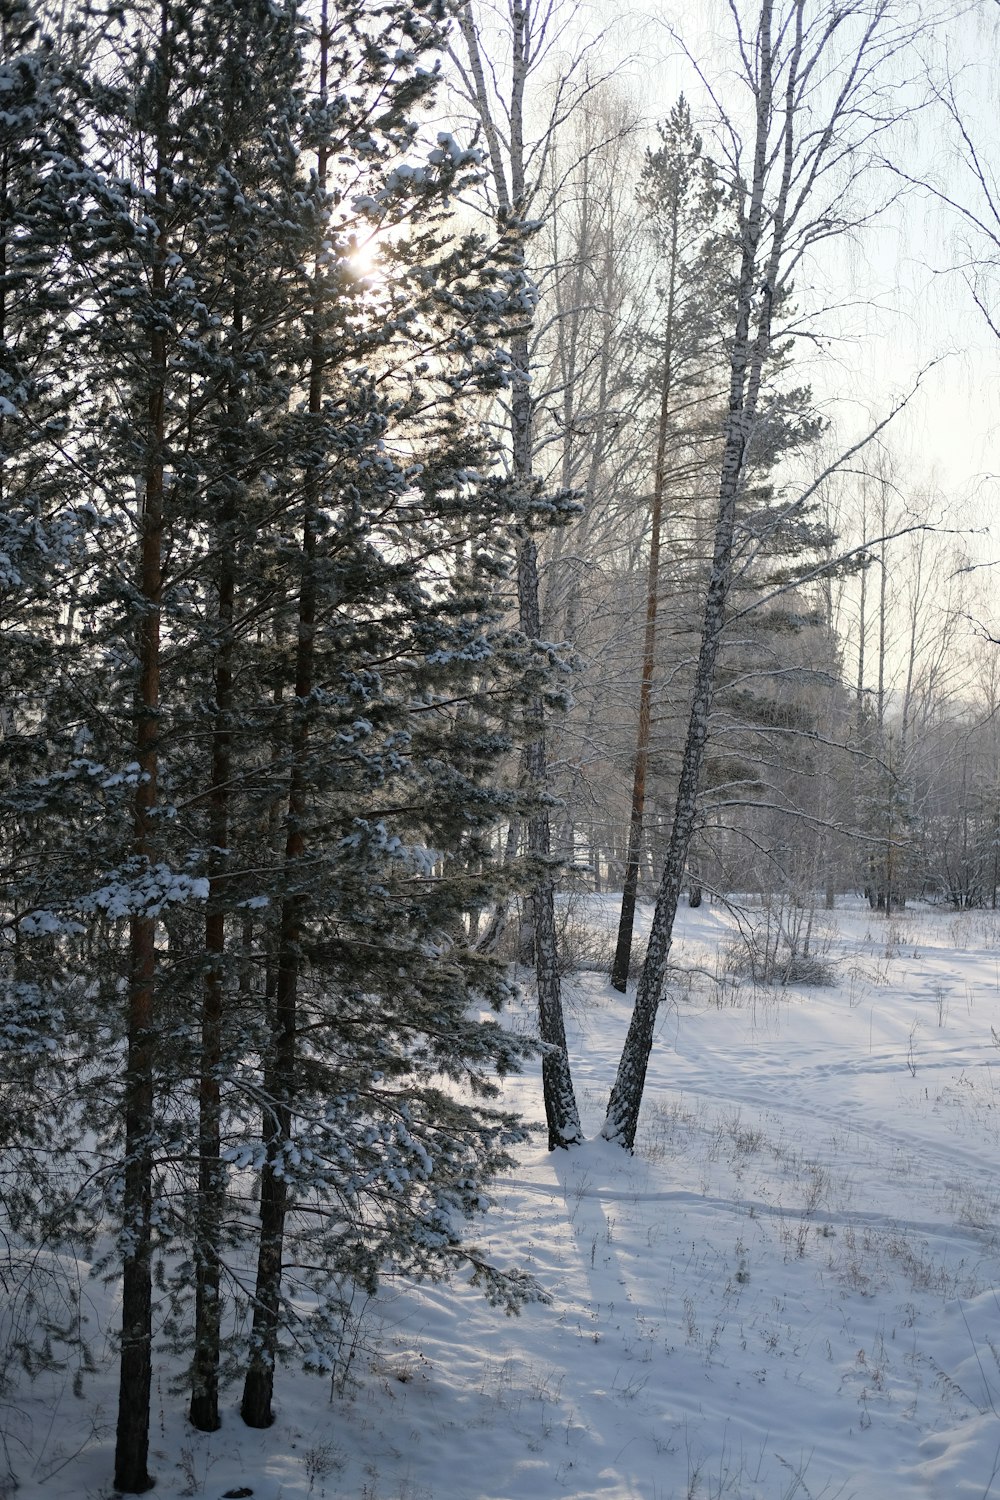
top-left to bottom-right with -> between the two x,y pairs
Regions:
591,0 -> 1000,540
440,0 -> 1000,668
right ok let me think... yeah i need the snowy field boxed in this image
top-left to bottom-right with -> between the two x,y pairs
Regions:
10,896 -> 1000,1500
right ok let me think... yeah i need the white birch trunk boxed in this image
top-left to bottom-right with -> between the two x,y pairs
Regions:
603,0 -> 785,1148
456,0 -> 582,1148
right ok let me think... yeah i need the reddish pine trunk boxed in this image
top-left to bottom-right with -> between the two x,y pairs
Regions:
610,300 -> 674,993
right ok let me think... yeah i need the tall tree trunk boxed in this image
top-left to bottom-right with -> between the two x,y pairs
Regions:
115,29 -> 169,1488
239,865 -> 303,1426
601,437 -> 741,1148
611,214 -> 679,992
190,293 -> 241,1430
189,635 -> 229,1431
515,307 -> 580,1144
241,1 -> 327,1426
511,0 -> 580,1149
456,0 -> 581,1148
240,493 -> 315,1433
511,232 -> 580,1142
876,522 -> 890,910
517,521 -> 582,1149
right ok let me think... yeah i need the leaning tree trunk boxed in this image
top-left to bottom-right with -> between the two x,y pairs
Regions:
603,0 -> 786,1150
610,226 -> 679,992
602,427 -> 744,1148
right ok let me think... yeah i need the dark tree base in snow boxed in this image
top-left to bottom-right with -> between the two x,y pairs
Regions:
240,1374 -> 276,1429
189,1391 -> 221,1433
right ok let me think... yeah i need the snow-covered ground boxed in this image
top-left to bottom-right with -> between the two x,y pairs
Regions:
10,897 -> 1000,1499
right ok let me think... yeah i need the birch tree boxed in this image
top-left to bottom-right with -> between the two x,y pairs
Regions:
450,0 -> 600,1148
603,0 -> 924,1150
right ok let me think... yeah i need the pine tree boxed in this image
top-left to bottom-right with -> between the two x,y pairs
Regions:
0,1 -> 87,949
237,0 -> 544,1424
610,97 -> 728,992
0,0 -> 96,1331
170,0 -> 307,1433
65,5 -> 217,1482
5,2 -> 557,1480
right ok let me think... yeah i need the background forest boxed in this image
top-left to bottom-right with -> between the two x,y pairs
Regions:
3,0 -> 1000,1494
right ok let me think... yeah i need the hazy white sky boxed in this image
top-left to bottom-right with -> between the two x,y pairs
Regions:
451,0 -> 1000,660
588,0 -> 1000,539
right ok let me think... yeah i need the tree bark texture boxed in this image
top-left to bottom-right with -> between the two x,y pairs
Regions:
115,28 -> 170,1483
456,0 -> 582,1148
513,314 -> 582,1147
518,523 -> 582,1149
